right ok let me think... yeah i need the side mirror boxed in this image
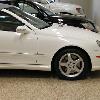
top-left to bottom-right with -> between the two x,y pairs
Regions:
16,26 -> 30,34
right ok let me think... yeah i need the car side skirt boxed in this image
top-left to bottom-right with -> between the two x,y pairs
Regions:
0,63 -> 51,71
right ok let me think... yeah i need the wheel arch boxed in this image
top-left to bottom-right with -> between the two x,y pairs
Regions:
51,45 -> 92,71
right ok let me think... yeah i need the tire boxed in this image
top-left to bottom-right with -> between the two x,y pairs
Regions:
53,47 -> 91,80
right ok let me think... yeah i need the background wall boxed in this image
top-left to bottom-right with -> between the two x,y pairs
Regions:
56,0 -> 100,26
92,0 -> 100,26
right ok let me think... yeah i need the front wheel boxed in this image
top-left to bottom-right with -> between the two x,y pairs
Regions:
53,48 -> 91,80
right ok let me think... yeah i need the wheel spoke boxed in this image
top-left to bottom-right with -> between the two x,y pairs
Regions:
60,62 -> 67,67
66,68 -> 72,75
67,53 -> 73,62
73,59 -> 82,73
74,59 -> 82,66
73,66 -> 80,73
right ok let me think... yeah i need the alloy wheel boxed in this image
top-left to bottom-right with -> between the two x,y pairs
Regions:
59,53 -> 84,78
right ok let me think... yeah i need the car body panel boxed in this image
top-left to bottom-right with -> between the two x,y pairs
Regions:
1,9 -> 38,64
0,7 -> 100,72
34,24 -> 100,68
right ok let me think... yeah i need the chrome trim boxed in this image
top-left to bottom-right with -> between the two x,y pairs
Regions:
0,63 -> 12,64
0,52 -> 31,55
0,52 -> 16,55
0,52 -> 11,53
35,52 -> 45,55
0,63 -> 43,65
0,52 -> 45,56
28,64 -> 43,65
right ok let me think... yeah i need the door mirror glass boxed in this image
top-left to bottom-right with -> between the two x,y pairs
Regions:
16,26 -> 30,34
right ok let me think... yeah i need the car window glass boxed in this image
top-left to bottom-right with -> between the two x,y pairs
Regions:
18,3 -> 38,14
81,22 -> 94,30
7,7 -> 50,29
0,11 -> 23,32
35,2 -> 55,16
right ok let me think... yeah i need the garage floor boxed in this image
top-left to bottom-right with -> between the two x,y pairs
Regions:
0,69 -> 100,100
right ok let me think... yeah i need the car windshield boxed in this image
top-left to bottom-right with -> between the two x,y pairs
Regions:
34,2 -> 55,16
6,7 -> 50,29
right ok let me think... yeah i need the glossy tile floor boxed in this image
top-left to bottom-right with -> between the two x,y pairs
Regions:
0,69 -> 100,100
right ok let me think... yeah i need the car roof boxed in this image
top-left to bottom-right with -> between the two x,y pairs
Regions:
0,3 -> 13,10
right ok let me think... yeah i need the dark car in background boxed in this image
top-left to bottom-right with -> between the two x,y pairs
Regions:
0,0 -> 98,33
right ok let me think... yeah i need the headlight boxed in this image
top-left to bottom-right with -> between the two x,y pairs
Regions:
96,40 -> 100,47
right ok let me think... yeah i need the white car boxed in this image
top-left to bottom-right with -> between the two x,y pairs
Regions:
34,0 -> 85,17
0,4 -> 100,80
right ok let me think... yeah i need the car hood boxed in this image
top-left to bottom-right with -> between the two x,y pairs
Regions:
37,23 -> 100,41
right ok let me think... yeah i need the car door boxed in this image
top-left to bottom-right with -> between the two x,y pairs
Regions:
0,11 -> 36,64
